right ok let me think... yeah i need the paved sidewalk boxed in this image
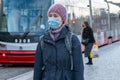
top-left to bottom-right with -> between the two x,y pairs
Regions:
84,42 -> 120,80
7,71 -> 33,80
8,42 -> 120,80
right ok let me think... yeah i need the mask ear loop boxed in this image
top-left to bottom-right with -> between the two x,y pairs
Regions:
59,19 -> 64,28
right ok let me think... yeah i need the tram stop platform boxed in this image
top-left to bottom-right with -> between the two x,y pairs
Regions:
7,41 -> 120,80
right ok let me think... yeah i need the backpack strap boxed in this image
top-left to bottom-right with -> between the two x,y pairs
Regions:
39,35 -> 44,50
65,31 -> 73,70
39,35 -> 45,71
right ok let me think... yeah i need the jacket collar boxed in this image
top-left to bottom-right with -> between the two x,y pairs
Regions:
44,25 -> 69,42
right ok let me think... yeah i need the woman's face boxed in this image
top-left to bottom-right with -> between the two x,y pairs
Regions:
82,23 -> 86,28
49,12 -> 63,27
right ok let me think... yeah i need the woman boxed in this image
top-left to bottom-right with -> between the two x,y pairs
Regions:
82,21 -> 95,65
34,4 -> 84,80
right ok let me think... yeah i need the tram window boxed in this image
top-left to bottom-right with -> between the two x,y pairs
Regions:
1,0 -> 51,33
0,14 -> 7,32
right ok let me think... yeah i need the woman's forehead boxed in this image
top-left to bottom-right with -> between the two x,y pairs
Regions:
49,12 -> 59,16
49,12 -> 62,19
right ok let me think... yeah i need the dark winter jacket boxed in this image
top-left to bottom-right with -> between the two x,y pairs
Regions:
34,26 -> 84,80
82,26 -> 95,44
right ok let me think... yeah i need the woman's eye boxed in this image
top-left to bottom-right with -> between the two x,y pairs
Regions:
49,14 -> 52,17
54,14 -> 58,17
49,14 -> 58,17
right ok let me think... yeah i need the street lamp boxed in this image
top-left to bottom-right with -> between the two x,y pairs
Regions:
104,0 -> 112,39
88,0 -> 93,28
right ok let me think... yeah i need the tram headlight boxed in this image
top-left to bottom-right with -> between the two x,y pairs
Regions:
2,53 -> 6,57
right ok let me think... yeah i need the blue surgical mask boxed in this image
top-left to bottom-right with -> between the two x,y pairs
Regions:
48,17 -> 60,29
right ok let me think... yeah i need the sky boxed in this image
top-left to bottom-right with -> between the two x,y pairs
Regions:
107,0 -> 120,3
91,0 -> 120,12
107,0 -> 120,13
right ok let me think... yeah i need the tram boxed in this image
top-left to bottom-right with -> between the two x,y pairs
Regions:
0,0 -> 120,64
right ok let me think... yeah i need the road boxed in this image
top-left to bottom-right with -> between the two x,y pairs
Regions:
0,64 -> 33,80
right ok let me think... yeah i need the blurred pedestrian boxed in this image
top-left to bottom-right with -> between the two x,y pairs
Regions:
82,21 -> 95,65
34,3 -> 84,80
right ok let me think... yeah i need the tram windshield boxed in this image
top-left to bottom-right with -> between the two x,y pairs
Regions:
0,0 -> 51,32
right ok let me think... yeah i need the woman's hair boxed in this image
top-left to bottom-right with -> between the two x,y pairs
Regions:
84,21 -> 90,27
